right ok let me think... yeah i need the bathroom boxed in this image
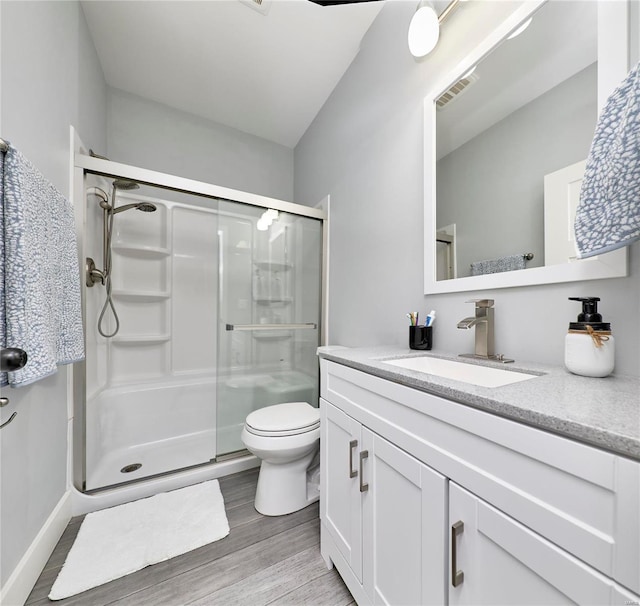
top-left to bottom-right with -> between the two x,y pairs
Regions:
1,0 -> 639,604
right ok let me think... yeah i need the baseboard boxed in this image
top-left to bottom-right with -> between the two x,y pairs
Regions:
1,491 -> 71,606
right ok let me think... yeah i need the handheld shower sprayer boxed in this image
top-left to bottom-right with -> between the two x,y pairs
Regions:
86,178 -> 157,338
112,202 -> 157,214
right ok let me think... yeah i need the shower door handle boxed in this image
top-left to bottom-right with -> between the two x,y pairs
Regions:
225,323 -> 317,331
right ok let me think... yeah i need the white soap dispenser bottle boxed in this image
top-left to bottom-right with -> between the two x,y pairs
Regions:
565,297 -> 615,377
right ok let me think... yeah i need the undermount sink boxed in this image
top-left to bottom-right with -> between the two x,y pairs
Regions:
383,356 -> 539,388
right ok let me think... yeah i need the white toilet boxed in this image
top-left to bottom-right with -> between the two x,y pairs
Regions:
241,401 -> 320,516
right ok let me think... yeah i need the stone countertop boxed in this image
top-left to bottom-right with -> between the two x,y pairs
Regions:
318,346 -> 640,461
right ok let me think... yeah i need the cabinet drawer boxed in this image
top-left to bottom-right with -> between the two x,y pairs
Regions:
321,360 -> 640,593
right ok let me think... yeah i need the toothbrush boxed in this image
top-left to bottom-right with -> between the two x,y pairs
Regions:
406,312 -> 419,326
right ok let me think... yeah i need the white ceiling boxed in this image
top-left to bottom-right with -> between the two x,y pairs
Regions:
436,1 -> 598,159
81,0 -> 384,148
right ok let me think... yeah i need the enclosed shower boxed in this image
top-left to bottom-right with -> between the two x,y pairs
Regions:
76,157 -> 324,493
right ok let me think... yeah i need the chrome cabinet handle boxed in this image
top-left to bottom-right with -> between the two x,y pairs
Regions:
359,450 -> 369,492
349,440 -> 358,478
451,520 -> 465,587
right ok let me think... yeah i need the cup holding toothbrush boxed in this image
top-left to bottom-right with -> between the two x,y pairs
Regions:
409,325 -> 432,350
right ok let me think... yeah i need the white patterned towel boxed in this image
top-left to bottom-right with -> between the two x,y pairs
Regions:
1,144 -> 84,386
575,62 -> 640,258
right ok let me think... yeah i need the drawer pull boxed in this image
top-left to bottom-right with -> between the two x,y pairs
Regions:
359,450 -> 369,492
451,520 -> 464,587
349,440 -> 358,478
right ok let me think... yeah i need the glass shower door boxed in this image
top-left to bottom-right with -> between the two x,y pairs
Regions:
83,179 -> 221,490
216,201 -> 323,457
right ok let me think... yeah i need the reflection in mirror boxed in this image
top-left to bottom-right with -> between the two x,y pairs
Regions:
435,1 -> 597,280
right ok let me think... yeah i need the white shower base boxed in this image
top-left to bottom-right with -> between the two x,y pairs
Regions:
85,370 -> 317,491
86,428 -> 216,490
85,376 -> 218,491
73,455 -> 259,516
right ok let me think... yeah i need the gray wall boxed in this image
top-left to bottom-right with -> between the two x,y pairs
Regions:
0,0 -> 106,588
437,63 -> 597,276
107,88 -> 294,202
295,0 -> 640,377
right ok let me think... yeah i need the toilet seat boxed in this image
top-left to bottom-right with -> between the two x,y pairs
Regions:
245,402 -> 320,437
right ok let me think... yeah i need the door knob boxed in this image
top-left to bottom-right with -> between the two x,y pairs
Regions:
1,348 -> 28,372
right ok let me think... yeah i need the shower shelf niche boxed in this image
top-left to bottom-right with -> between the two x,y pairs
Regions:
112,290 -> 171,301
252,331 -> 293,340
253,261 -> 292,272
111,244 -> 170,257
111,334 -> 171,344
254,297 -> 293,304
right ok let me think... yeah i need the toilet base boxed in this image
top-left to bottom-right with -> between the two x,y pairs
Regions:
254,454 -> 319,516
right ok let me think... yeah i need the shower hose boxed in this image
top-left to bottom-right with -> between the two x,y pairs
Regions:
97,189 -> 121,338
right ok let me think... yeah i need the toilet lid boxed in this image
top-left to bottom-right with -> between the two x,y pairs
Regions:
245,402 -> 320,435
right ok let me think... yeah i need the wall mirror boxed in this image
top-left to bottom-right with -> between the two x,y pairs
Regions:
424,0 -> 629,294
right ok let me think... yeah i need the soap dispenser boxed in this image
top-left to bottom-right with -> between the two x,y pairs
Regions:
565,297 -> 614,377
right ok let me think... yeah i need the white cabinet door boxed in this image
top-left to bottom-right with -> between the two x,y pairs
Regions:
362,429 -> 447,606
321,398 -> 363,582
449,483 -> 623,606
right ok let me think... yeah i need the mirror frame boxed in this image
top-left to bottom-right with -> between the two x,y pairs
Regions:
424,0 -> 629,295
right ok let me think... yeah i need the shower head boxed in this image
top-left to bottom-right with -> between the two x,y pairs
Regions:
113,179 -> 140,191
111,202 -> 157,214
135,202 -> 157,213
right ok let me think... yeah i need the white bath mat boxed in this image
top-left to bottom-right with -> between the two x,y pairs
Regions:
49,479 -> 229,600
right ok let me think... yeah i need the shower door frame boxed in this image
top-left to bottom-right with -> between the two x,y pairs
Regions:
72,151 -> 328,493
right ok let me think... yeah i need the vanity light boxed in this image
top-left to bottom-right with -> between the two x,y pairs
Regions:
408,2 -> 439,58
507,17 -> 533,40
408,0 -> 464,58
257,208 -> 279,231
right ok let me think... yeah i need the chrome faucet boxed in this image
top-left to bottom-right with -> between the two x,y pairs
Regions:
457,299 -> 514,363
458,299 -> 495,359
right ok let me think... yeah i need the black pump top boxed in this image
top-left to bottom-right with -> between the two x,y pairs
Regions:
568,297 -> 610,331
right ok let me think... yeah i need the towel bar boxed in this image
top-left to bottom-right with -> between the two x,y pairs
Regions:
0,137 -> 9,153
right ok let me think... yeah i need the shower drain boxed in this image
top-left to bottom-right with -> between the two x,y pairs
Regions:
121,463 -> 142,473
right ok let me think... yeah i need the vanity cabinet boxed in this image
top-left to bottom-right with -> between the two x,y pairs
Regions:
321,399 -> 447,605
321,401 -> 363,583
320,359 -> 640,606
448,483 -> 637,606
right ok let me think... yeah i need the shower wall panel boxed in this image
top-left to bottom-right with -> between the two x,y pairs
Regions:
85,191 -> 219,490
85,179 -> 110,401
171,207 -> 218,374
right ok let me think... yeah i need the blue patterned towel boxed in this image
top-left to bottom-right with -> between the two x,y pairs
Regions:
575,62 -> 640,258
1,145 -> 84,387
470,254 -> 527,276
